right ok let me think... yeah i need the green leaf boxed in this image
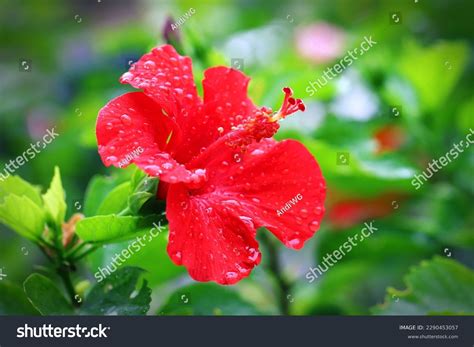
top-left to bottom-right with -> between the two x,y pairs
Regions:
373,257 -> 474,315
76,214 -> 157,243
0,195 -> 45,241
96,182 -> 130,215
288,135 -> 417,197
87,226 -> 185,287
159,283 -> 261,315
42,167 -> 67,226
398,40 -> 469,111
0,175 -> 43,206
23,274 -> 74,315
128,173 -> 158,214
84,172 -> 131,216
80,267 -> 151,315
85,168 -> 157,216
0,281 -> 39,314
294,226 -> 437,315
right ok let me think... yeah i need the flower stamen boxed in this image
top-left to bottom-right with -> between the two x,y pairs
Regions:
269,87 -> 306,122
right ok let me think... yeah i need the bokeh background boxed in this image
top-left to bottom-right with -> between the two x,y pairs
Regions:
0,0 -> 473,315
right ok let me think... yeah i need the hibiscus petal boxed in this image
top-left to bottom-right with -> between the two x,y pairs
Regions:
189,138 -> 326,250
120,45 -> 201,122
202,67 -> 257,133
96,92 -> 199,184
170,67 -> 259,163
166,183 -> 262,284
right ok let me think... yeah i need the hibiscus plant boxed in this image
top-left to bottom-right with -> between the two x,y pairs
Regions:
0,45 -> 326,315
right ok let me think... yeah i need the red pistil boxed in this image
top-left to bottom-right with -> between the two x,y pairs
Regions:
270,87 -> 306,122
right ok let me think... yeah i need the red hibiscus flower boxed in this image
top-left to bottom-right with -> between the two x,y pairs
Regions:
96,45 -> 326,284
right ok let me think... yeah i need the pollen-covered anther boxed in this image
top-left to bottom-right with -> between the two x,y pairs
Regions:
269,87 -> 306,122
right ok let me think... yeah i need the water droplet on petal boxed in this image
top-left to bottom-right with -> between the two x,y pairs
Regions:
180,201 -> 188,210
225,272 -> 238,282
172,251 -> 182,262
314,206 -> 323,215
251,197 -> 260,203
120,114 -> 132,125
251,149 -> 264,155
106,122 -> 113,130
308,220 -> 320,232
233,153 -> 242,163
108,146 -> 116,153
300,208 -> 308,218
288,238 -> 302,247
161,163 -> 173,170
121,72 -> 133,82
143,60 -> 156,69
217,126 -> 224,134
107,156 -> 118,163
169,175 -> 178,183
247,248 -> 259,262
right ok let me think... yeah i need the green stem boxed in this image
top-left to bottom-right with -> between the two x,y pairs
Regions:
58,266 -> 80,308
261,233 -> 291,315
71,245 -> 98,262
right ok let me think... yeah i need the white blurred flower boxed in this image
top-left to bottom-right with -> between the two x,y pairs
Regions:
330,69 -> 379,121
221,23 -> 288,67
280,101 -> 326,134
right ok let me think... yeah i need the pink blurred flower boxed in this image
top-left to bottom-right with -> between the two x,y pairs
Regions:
295,23 -> 346,64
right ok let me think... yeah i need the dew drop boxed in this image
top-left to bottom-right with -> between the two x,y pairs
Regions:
217,126 -> 224,134
288,238 -> 302,247
161,163 -> 173,170
251,149 -> 264,155
300,208 -> 308,218
106,122 -> 113,130
172,251 -> 182,262
314,206 -> 323,215
169,176 -> 178,183
308,220 -> 320,232
233,153 -> 242,163
120,114 -> 132,125
121,72 -> 133,82
225,272 -> 238,282
247,248 -> 259,262
106,156 -> 118,163
143,60 -> 156,69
